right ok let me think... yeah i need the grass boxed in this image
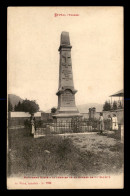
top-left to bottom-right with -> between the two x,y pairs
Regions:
8,128 -> 123,177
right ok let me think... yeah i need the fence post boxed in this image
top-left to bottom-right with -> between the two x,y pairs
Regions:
120,124 -> 124,143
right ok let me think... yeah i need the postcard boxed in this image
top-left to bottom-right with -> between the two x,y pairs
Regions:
7,6 -> 124,189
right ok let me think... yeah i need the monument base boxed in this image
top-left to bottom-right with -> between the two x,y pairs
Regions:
52,112 -> 83,122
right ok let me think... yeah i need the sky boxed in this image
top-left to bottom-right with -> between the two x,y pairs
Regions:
7,7 -> 123,111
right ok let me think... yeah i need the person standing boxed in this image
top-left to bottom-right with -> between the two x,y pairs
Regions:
30,113 -> 36,135
99,112 -> 104,134
107,115 -> 112,130
112,114 -> 118,130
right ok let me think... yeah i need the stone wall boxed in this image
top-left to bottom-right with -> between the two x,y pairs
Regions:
9,112 -> 41,118
80,113 -> 89,119
8,112 -> 41,127
41,112 -> 53,121
81,112 -> 100,119
81,109 -> 123,125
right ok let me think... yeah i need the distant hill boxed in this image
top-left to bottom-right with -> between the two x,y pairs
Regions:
45,103 -> 103,113
8,94 -> 23,107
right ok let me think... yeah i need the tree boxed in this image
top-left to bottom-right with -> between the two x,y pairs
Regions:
51,107 -> 57,114
21,99 -> 39,114
14,101 -> 22,111
8,101 -> 13,111
113,101 -> 117,110
14,104 -> 17,111
103,101 -> 111,111
14,99 -> 39,114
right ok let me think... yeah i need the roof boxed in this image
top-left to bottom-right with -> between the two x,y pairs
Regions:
109,89 -> 124,97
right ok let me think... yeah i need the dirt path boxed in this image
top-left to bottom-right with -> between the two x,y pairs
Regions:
62,133 -> 123,175
65,133 -> 118,153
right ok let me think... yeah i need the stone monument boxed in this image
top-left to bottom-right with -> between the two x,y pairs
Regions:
53,31 -> 82,122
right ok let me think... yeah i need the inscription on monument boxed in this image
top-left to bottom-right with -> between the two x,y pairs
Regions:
62,69 -> 72,80
62,90 -> 75,106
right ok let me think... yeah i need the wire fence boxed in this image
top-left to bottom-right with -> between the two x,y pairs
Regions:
34,119 -> 99,135
8,118 -> 121,136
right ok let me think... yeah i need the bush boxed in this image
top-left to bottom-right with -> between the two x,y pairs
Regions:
51,107 -> 57,114
56,138 -> 73,159
24,119 -> 30,129
35,120 -> 43,128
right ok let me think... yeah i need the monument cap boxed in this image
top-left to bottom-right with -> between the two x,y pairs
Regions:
60,31 -> 70,45
58,31 -> 72,51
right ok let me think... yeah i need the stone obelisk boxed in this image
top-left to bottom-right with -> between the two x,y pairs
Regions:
53,32 -> 82,121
